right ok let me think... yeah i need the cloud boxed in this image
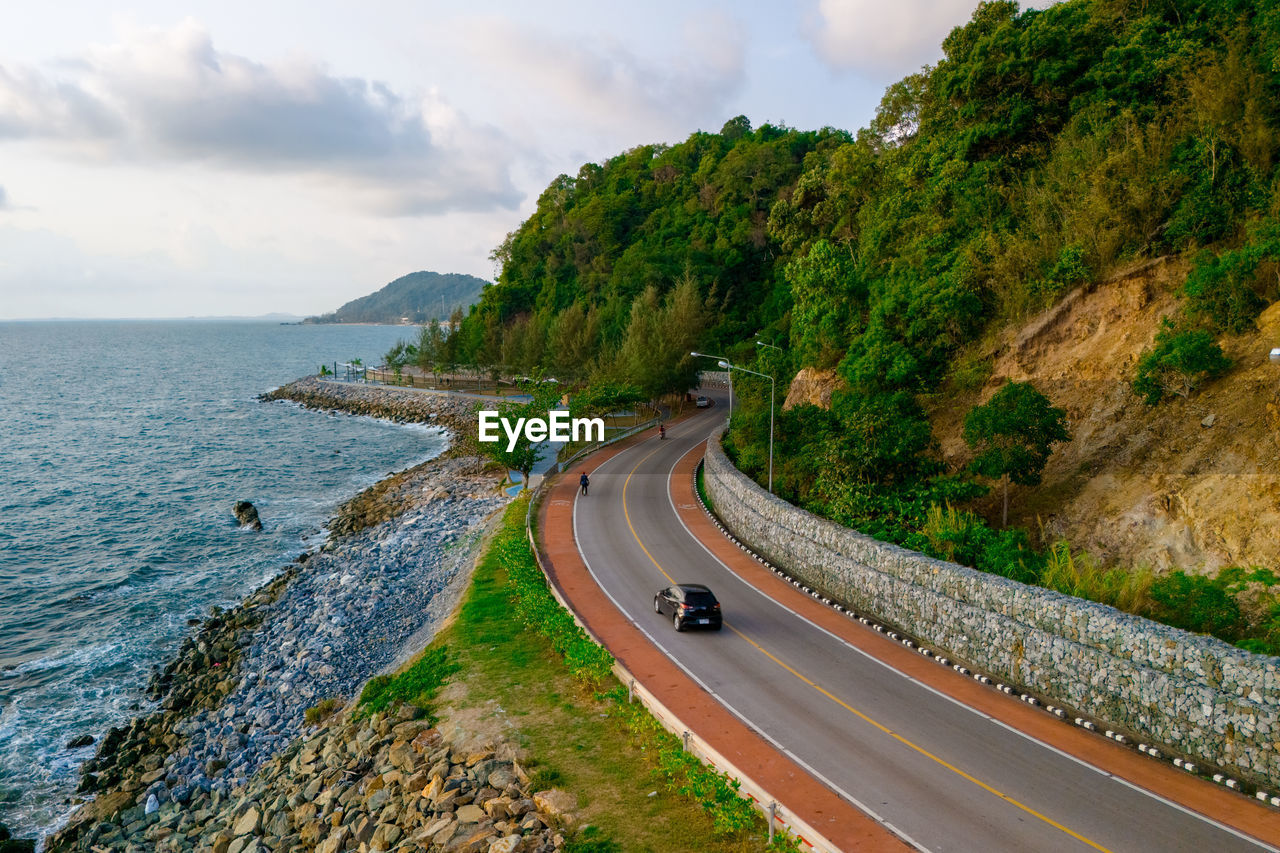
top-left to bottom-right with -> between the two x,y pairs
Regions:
805,0 -> 980,77
469,12 -> 745,142
0,20 -> 521,214
0,186 -> 7,209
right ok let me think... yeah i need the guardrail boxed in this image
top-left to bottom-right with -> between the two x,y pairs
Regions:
523,441 -> 837,852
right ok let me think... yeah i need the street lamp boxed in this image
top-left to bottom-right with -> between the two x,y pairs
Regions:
690,351 -> 733,418
755,339 -> 783,353
717,359 -> 775,495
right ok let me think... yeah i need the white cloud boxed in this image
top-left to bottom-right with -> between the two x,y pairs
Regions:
468,11 -> 745,143
805,0 -> 980,77
0,20 -> 521,214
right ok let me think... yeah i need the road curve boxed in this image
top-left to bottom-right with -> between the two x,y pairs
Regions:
541,396 -> 1280,852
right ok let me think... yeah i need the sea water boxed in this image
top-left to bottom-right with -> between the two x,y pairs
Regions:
0,320 -> 443,838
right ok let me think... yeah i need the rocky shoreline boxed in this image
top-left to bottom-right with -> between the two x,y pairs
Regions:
260,378 -> 482,439
41,380 -> 547,853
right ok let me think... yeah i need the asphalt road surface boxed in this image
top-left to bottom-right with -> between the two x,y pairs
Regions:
569,394 -> 1278,853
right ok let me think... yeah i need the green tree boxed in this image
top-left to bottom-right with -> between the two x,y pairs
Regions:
415,320 -> 444,377
477,381 -> 563,490
963,380 -> 1070,526
1132,319 -> 1233,405
384,340 -> 417,372
568,381 -> 646,419
614,273 -> 710,401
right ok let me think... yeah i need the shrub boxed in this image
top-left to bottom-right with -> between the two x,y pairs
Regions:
1183,249 -> 1269,334
1132,319 -> 1232,405
1144,571 -> 1243,640
1040,543 -> 1152,614
304,697 -> 343,725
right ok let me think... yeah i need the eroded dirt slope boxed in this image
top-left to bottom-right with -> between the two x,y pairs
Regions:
929,258 -> 1280,572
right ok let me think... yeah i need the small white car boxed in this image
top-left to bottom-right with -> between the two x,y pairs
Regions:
695,396 -> 710,408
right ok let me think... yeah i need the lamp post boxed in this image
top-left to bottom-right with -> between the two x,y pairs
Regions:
718,359 -> 775,495
755,339 -> 783,353
690,351 -> 733,419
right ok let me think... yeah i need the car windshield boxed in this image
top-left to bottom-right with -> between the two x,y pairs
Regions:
684,592 -> 716,607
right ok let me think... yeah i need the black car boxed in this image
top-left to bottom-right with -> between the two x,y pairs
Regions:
654,584 -> 722,631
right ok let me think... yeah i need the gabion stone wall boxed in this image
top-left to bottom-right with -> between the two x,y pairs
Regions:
703,429 -> 1280,788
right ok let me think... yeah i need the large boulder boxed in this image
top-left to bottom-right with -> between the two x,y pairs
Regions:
233,501 -> 263,531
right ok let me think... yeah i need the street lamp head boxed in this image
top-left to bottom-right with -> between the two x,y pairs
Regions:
717,360 -> 730,369
690,351 -> 702,357
1271,347 -> 1280,364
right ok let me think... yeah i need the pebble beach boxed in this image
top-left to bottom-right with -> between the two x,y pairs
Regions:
33,379 -> 581,853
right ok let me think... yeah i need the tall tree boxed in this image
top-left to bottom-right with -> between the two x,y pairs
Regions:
963,381 -> 1070,526
614,272 -> 711,401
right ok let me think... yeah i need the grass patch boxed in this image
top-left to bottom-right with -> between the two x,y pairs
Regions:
357,644 -> 458,719
303,697 -> 342,725
696,461 -> 712,511
1040,542 -> 1154,614
421,494 -> 790,852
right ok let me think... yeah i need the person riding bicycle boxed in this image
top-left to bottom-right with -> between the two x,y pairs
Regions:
659,424 -> 666,440
579,471 -> 590,496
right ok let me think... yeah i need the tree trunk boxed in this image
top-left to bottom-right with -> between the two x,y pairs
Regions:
1002,474 -> 1010,528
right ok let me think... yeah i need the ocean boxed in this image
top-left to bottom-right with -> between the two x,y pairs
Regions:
0,320 -> 446,839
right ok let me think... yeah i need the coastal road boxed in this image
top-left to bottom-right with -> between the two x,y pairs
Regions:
554,396 -> 1280,852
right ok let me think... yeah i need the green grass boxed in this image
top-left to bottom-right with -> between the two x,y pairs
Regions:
357,645 -> 458,719
696,462 -> 711,511
419,495 -> 785,852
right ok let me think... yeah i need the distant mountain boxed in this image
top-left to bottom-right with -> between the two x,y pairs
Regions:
306,271 -> 488,324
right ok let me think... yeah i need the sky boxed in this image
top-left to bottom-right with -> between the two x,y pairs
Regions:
0,0 -> 989,319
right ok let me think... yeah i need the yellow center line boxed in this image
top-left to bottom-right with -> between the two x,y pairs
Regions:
616,449 -> 1113,853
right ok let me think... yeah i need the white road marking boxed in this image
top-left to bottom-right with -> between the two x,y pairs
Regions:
659,428 -> 1278,853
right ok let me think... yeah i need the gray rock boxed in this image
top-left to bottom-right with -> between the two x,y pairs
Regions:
233,501 -> 263,531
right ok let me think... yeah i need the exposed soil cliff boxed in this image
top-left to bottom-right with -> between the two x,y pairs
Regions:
780,260 -> 1280,572
928,258 -> 1280,572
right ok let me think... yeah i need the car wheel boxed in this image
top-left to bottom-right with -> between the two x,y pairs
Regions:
654,597 -> 662,614
673,612 -> 684,632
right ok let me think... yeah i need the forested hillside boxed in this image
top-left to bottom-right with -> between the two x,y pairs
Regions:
309,271 -> 487,324
435,0 -> 1280,651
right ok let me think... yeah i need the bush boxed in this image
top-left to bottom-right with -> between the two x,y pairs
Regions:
304,697 -> 343,725
1132,319 -> 1232,405
1183,249 -> 1269,335
1040,543 -> 1152,614
1143,571 -> 1243,640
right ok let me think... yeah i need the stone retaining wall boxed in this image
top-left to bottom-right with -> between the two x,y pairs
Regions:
703,429 -> 1280,788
